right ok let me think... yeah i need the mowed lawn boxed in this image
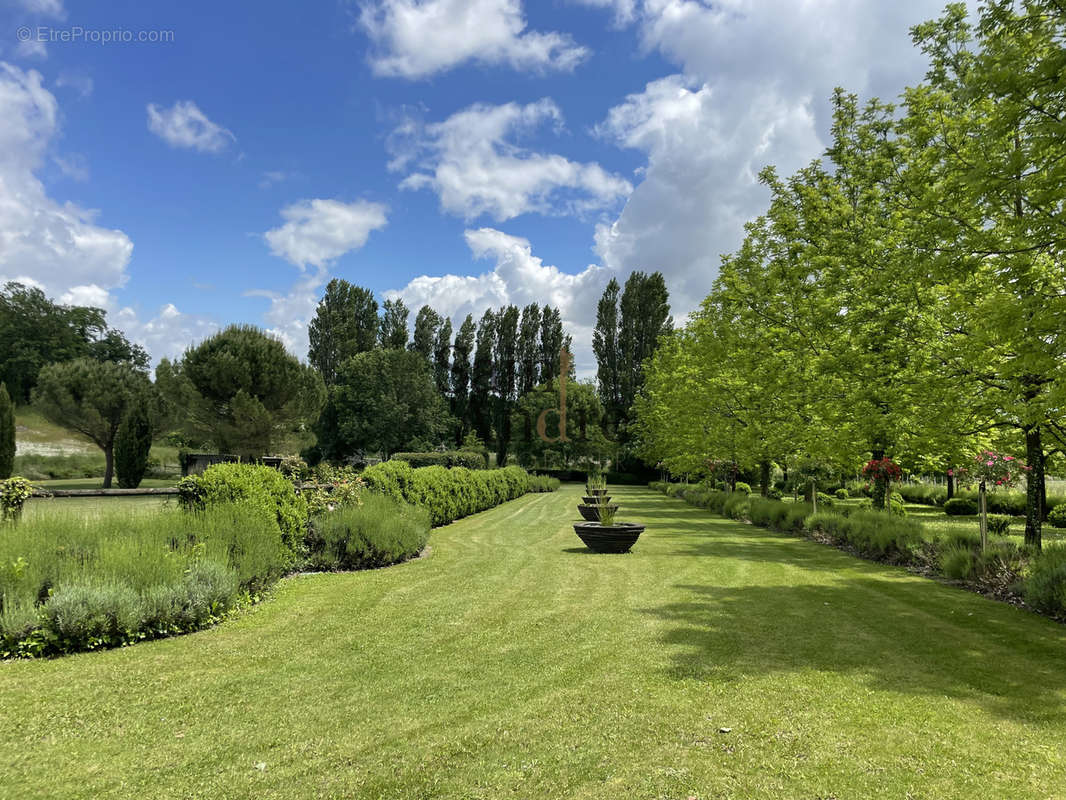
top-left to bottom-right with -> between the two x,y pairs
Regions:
3,486 -> 1066,799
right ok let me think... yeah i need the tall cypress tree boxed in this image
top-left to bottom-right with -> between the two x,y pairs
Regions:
410,305 -> 442,364
470,310 -> 497,446
433,317 -> 453,397
593,278 -> 622,430
308,280 -> 379,384
517,304 -> 541,395
493,306 -> 520,466
539,306 -> 564,382
379,298 -> 410,350
450,315 -> 476,445
114,401 -> 153,489
0,382 -> 14,479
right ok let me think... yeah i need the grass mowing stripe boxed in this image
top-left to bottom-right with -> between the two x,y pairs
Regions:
2,483 -> 1066,798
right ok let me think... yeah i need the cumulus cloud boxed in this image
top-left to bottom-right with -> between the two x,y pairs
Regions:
264,198 -> 388,269
0,62 -> 132,298
581,0 -> 956,315
387,227 -> 610,374
359,0 -> 589,79
393,99 -> 631,221
246,268 -> 329,357
146,100 -> 235,153
111,303 -> 219,364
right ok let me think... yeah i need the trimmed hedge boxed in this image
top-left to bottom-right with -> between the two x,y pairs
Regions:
390,451 -> 486,470
178,463 -> 308,560
362,461 -> 533,527
944,497 -> 978,516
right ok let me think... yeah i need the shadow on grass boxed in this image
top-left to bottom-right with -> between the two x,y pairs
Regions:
642,579 -> 1066,725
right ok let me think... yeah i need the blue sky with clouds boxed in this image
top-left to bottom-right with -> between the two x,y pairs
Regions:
0,0 -> 958,373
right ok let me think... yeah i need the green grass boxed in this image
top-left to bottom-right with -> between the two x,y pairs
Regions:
3,485 -> 1066,798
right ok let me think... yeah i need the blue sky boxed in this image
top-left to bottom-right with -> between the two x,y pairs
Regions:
0,0 -> 957,373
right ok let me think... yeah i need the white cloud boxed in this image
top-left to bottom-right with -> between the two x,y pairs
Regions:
18,0 -> 65,17
393,99 -> 631,221
53,152 -> 89,181
258,169 -> 294,189
581,0 -> 956,315
247,267 -> 330,357
146,100 -> 235,153
264,198 -> 388,269
0,62 -> 132,298
55,72 -> 93,98
387,227 -> 610,375
14,38 -> 48,59
572,0 -> 637,25
111,303 -> 219,364
359,0 -> 589,79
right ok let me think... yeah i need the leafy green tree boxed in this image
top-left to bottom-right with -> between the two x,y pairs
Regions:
593,278 -> 622,431
319,349 -> 451,460
167,325 -> 324,460
33,359 -> 154,487
511,380 -> 609,468
619,271 -> 672,418
902,1 -> 1066,545
114,402 -> 153,488
0,382 -> 14,479
450,314 -> 476,444
379,297 -> 410,350
517,304 -> 542,395
0,281 -> 146,403
308,279 -> 379,384
410,305 -> 442,364
433,317 -> 453,397
471,310 -> 496,446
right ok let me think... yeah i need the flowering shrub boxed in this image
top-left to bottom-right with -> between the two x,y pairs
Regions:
862,458 -> 903,483
968,451 -> 1030,488
1,477 -> 34,522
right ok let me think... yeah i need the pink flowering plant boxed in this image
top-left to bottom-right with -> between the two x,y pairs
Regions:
968,451 -> 1030,550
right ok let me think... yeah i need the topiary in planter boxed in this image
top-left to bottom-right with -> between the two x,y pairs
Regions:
582,495 -> 611,505
577,503 -> 619,522
572,522 -> 645,553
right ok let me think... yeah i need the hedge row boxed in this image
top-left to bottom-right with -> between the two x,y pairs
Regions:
532,468 -> 657,485
361,461 -> 540,527
651,482 -> 1066,619
390,451 -> 486,470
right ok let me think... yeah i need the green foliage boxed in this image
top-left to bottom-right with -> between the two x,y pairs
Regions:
804,512 -> 854,543
816,492 -> 835,508
1024,546 -> 1066,617
987,515 -> 1012,537
1047,503 -> 1066,530
181,463 -> 307,558
944,497 -> 979,516
897,484 -> 948,507
837,511 -> 923,560
834,488 -> 849,500
0,503 -> 284,657
360,461 -> 532,527
114,403 -> 153,488
308,279 -> 380,384
0,383 -> 14,479
0,281 -> 147,404
306,493 -> 429,572
722,492 -> 749,520
279,455 -> 311,483
1,476 -> 33,522
379,297 -> 410,350
315,348 -> 452,462
734,481 -> 752,495
390,451 -> 484,470
164,325 -> 324,459
528,475 -> 560,493
32,358 -> 155,488
748,497 -> 789,529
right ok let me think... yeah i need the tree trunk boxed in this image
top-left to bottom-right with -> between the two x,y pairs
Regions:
871,447 -> 886,509
103,446 -> 115,489
979,480 -> 988,552
946,470 -> 955,500
1040,450 -> 1048,522
811,479 -> 818,513
759,460 -> 771,497
1025,425 -> 1044,549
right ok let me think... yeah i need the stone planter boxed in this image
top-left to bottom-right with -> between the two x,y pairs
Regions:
582,495 -> 611,505
586,488 -> 609,498
577,503 -> 619,522
572,522 -> 645,554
